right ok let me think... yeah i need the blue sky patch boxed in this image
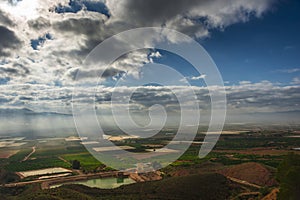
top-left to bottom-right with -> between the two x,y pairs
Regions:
30,33 -> 52,50
0,77 -> 10,85
55,0 -> 110,17
8,0 -> 22,6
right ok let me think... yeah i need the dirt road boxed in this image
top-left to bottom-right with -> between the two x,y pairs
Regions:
227,176 -> 262,189
22,146 -> 36,162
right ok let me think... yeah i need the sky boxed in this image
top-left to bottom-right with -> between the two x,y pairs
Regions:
203,0 -> 300,84
0,0 -> 299,133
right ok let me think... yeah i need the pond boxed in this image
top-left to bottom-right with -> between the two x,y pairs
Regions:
50,177 -> 135,189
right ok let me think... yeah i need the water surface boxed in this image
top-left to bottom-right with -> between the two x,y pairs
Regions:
51,177 -> 135,189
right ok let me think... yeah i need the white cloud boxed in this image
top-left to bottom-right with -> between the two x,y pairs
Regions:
0,0 -> 40,20
276,68 -> 300,73
0,0 -> 276,85
291,77 -> 300,85
0,80 -> 299,116
191,74 -> 207,80
180,74 -> 206,83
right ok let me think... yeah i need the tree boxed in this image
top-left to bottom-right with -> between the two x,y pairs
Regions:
277,153 -> 300,200
72,160 -> 81,170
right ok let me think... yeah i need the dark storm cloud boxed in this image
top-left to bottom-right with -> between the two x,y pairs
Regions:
0,26 -> 22,56
53,17 -> 107,37
27,17 -> 51,30
67,67 -> 124,80
53,17 -> 108,56
118,0 -> 205,26
19,96 -> 34,101
0,9 -> 14,26
107,0 -> 275,38
12,63 -> 30,74
0,63 -> 29,76
130,87 -> 179,108
95,93 -> 111,102
0,66 -> 17,74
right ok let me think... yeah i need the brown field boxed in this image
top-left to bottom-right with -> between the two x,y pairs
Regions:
166,162 -> 225,177
0,150 -> 19,158
218,162 -> 278,187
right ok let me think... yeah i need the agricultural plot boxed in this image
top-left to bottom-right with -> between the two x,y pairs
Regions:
34,140 -> 88,157
93,146 -> 135,152
61,153 -> 104,171
5,157 -> 71,172
0,137 -> 27,148
2,138 -> 99,173
8,148 -> 33,162
213,137 -> 300,151
38,173 -> 72,180
65,136 -> 88,142
0,141 -> 27,147
0,150 -> 19,159
81,141 -> 99,145
0,137 -> 25,141
145,148 -> 179,153
18,167 -> 72,178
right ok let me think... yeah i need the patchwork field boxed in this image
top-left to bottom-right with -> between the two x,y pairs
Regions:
0,129 -> 299,200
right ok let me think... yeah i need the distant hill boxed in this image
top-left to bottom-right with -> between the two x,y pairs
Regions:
0,108 -> 71,116
2,173 -> 239,200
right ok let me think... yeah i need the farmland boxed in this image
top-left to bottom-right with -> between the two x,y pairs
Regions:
1,129 -> 300,174
5,157 -> 71,172
0,126 -> 299,200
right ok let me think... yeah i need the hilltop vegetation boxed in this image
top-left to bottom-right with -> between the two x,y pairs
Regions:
277,153 -> 300,200
1,173 -> 237,200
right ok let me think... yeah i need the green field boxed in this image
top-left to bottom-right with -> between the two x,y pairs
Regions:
61,153 -> 104,171
5,157 -> 71,172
